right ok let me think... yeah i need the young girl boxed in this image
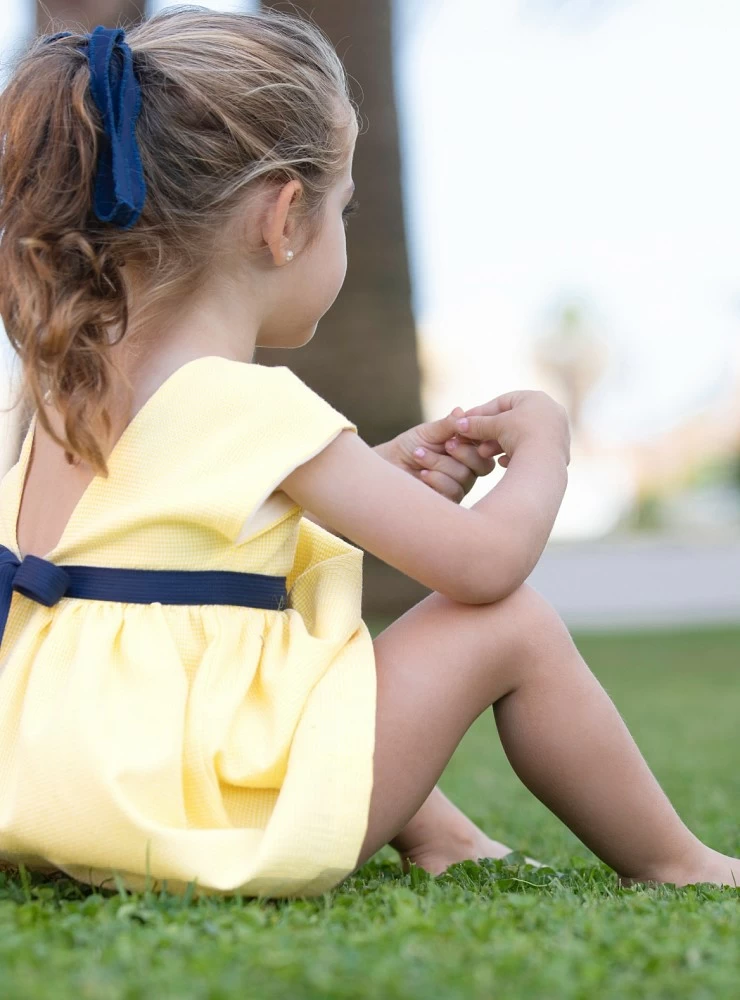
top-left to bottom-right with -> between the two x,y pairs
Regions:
0,8 -> 736,898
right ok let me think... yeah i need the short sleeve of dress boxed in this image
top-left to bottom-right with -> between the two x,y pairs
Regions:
232,365 -> 358,541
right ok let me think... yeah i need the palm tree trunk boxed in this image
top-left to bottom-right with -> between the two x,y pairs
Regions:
258,0 -> 429,618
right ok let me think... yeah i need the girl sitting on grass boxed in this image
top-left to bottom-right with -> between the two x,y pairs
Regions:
0,6 -> 736,897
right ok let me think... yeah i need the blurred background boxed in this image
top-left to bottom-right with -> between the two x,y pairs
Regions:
1,0 -> 738,627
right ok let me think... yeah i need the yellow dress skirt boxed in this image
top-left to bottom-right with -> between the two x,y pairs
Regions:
0,357 -> 377,897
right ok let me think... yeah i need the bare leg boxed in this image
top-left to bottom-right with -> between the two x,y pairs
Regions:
356,586 -> 739,886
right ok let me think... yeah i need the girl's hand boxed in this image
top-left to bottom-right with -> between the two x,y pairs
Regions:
459,391 -> 571,466
382,407 -> 496,503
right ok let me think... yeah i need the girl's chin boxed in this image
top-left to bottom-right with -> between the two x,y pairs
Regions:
255,323 -> 318,350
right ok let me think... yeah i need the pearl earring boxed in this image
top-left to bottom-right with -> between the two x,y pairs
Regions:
285,249 -> 295,262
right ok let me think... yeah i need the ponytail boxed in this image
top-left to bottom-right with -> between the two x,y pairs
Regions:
0,34 -> 129,475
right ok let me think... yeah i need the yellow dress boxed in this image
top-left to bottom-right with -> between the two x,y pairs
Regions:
0,356 -> 377,898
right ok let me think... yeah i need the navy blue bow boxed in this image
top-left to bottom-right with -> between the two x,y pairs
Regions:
0,548 -> 71,648
44,26 -> 147,229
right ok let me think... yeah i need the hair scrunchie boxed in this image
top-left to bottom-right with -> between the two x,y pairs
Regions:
44,26 -> 147,230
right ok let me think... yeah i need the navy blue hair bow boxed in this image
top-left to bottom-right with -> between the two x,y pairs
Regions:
44,26 -> 147,229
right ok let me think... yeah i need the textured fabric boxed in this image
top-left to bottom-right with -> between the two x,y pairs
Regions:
0,356 -> 377,898
85,26 -> 146,229
43,27 -> 147,229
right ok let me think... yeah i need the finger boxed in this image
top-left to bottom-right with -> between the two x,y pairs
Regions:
419,409 -> 477,447
455,413 -> 508,443
476,439 -> 504,459
443,437 -> 496,477
463,392 -> 519,418
413,446 -> 479,484
413,448 -> 480,498
419,469 -> 466,503
498,455 -> 510,468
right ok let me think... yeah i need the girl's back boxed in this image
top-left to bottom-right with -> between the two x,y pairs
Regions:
0,353 -> 377,896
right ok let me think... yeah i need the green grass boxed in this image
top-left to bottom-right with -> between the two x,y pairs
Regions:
1,626 -> 738,999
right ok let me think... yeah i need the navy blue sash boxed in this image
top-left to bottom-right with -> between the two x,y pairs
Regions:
0,544 -> 287,648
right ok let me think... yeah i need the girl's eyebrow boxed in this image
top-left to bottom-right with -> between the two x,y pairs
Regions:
345,182 -> 355,198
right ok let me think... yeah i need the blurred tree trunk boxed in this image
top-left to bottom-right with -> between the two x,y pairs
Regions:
258,0 -> 429,619
37,0 -> 145,34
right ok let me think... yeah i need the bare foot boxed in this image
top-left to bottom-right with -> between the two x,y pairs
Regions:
389,786 -> 542,876
621,849 -> 740,888
397,830 -> 532,876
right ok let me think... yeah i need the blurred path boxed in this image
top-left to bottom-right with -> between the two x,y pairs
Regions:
528,537 -> 740,630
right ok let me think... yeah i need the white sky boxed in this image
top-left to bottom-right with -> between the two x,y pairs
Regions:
395,0 -> 740,447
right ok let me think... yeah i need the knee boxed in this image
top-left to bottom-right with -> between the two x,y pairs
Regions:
487,584 -> 573,660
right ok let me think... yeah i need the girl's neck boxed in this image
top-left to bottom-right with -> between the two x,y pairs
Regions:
111,268 -> 262,408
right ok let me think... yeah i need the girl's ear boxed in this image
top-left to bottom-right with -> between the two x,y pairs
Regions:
261,179 -> 303,266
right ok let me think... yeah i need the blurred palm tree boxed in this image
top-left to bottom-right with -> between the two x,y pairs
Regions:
258,0 -> 422,445
534,300 -> 607,445
258,0 -> 428,615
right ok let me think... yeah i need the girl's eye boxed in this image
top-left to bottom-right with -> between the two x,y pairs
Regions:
342,197 -> 359,227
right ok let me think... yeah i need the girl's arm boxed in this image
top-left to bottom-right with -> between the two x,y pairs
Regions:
302,443 -> 393,533
302,411 -> 492,531
280,391 -> 570,606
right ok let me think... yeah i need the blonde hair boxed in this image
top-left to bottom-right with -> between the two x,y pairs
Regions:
0,5 -> 356,476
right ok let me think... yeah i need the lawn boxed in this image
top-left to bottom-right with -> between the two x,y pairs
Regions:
0,625 -> 738,999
